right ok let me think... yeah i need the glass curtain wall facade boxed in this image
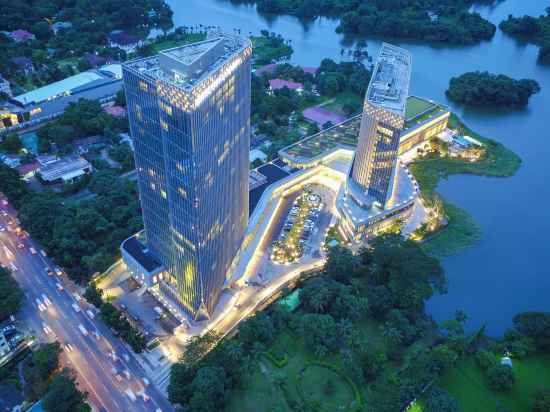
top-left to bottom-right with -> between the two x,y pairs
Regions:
123,34 -> 252,320
349,43 -> 411,209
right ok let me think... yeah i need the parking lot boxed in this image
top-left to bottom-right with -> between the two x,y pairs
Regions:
271,186 -> 326,264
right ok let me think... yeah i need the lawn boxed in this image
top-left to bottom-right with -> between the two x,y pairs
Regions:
405,96 -> 436,120
440,354 -> 550,411
300,364 -> 356,411
226,320 -> 377,411
420,202 -> 482,259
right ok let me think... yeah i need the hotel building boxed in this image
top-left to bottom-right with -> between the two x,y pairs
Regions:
337,43 -> 419,241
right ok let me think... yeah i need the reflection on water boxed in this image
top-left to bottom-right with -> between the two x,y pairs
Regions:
166,0 -> 550,336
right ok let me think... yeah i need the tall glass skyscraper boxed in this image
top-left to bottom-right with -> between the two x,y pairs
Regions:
122,34 -> 252,320
338,43 -> 415,241
350,43 -> 411,209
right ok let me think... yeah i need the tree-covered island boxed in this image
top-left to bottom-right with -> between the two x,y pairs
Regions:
231,0 -> 497,44
446,71 -> 541,108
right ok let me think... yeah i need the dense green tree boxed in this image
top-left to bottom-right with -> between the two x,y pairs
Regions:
500,9 -> 550,64
487,364 -> 515,392
0,267 -> 23,321
42,369 -> 91,412
446,71 -> 541,107
0,132 -> 23,154
84,283 -> 104,308
513,312 -> 550,351
187,366 -> 230,412
297,313 -> 340,357
532,387 -> 550,412
425,387 -> 461,412
361,234 -> 445,313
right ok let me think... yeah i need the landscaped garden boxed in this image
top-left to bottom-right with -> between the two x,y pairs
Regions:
410,114 -> 521,258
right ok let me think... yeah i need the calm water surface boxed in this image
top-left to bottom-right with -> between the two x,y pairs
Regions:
166,0 -> 550,336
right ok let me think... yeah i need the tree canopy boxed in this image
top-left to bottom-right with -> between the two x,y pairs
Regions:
42,369 -> 91,412
0,267 -> 23,322
247,0 -> 495,44
500,8 -> 550,64
446,71 -> 541,107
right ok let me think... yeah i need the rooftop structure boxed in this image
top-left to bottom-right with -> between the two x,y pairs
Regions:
38,155 -> 92,183
14,71 -> 105,105
366,43 -> 411,117
279,96 -> 450,167
10,29 -> 35,43
303,106 -> 345,127
269,78 -> 303,91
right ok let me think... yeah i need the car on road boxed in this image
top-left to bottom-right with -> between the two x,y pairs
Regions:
64,343 -> 75,352
73,292 -> 81,302
41,294 -> 52,307
54,267 -> 63,276
72,303 -> 81,313
36,298 -> 46,312
78,324 -> 88,336
16,243 -> 24,250
40,249 -> 47,257
46,267 -> 53,276
86,310 -> 95,319
56,282 -> 64,291
29,247 -> 37,255
9,262 -> 18,272
125,389 -> 137,402
0,226 -> 5,232
42,322 -> 53,335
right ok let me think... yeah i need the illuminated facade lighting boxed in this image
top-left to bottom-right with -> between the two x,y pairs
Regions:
122,33 -> 252,321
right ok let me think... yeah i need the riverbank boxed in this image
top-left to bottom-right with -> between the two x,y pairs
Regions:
410,114 -> 521,258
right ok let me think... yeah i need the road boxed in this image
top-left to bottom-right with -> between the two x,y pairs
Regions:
0,198 -> 173,412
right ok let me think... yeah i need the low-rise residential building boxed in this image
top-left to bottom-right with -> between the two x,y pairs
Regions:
38,155 -> 92,184
1,154 -> 21,168
108,31 -> 143,54
269,79 -> 303,93
17,162 -> 40,180
9,29 -> 35,43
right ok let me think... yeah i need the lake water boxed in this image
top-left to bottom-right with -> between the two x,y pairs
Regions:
166,0 -> 550,336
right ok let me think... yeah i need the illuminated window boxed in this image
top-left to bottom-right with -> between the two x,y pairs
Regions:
161,189 -> 167,199
139,81 -> 148,92
160,120 -> 169,131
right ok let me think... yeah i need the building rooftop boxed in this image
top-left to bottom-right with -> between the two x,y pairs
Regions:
366,43 -> 411,117
14,71 -> 105,105
124,33 -> 251,96
280,96 -> 449,164
121,235 -> 162,273
39,155 -> 91,182
269,79 -> 303,91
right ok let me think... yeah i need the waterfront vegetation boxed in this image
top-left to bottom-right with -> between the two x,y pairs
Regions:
252,30 -> 293,65
446,71 -> 541,108
233,0 -> 496,44
169,236 -> 457,412
410,114 -> 521,257
500,7 -> 550,64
